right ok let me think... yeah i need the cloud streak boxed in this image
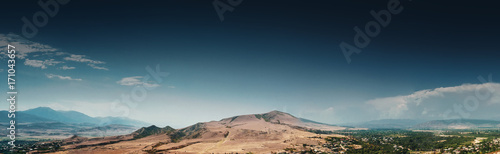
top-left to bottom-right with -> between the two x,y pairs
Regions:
63,54 -> 108,70
88,63 -> 109,70
0,33 -> 108,70
46,73 -> 82,81
117,76 -> 160,88
0,33 -> 57,59
64,54 -> 104,64
24,59 -> 63,69
60,65 -> 76,70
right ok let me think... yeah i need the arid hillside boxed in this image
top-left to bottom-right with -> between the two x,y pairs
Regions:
37,111 -> 354,154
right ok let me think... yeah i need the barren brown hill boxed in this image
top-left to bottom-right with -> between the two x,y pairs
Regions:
43,111 -> 357,153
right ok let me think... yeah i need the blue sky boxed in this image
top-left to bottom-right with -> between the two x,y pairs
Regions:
1,0 -> 499,128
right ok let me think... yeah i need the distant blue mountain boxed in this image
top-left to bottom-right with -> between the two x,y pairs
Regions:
350,119 -> 427,129
95,116 -> 151,127
1,107 -> 149,127
24,107 -> 97,124
412,119 -> 500,129
0,110 -> 54,123
346,119 -> 500,130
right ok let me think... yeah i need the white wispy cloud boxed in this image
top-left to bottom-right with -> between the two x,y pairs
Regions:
117,76 -> 160,88
60,65 -> 76,70
325,107 -> 335,112
46,73 -> 82,81
24,59 -> 63,69
367,82 -> 500,119
88,63 -> 109,70
0,33 -> 108,71
64,54 -> 104,64
64,54 -> 108,70
0,33 -> 57,59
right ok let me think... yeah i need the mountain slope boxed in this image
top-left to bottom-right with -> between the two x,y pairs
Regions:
132,125 -> 175,139
47,110 -> 350,153
223,110 -> 347,131
24,107 -> 97,124
153,110 -> 350,152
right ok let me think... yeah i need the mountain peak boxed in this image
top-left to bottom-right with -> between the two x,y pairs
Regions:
146,125 -> 159,129
264,110 -> 294,117
26,106 -> 56,112
220,110 -> 298,124
266,110 -> 286,114
133,125 -> 175,139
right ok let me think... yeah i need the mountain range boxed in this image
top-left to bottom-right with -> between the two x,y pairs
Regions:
17,109 -> 500,153
0,107 -> 150,138
35,110 -> 351,153
0,107 -> 149,127
5,107 -> 499,133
